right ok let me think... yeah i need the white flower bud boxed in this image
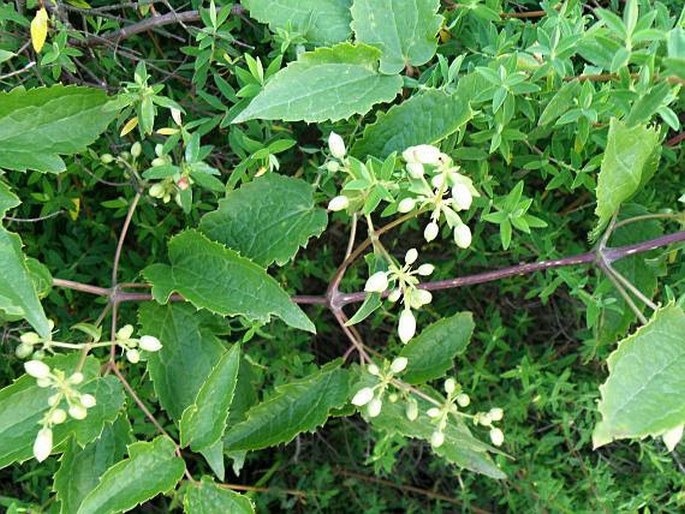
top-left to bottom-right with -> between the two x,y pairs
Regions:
327,195 -> 350,212
367,363 -> 380,376
24,360 -> 51,379
398,309 -> 416,344
80,394 -> 97,409
20,332 -> 41,345
397,198 -> 416,213
328,132 -> 346,159
48,393 -> 60,407
444,378 -> 456,394
404,248 -> 418,265
326,160 -> 340,173
431,431 -> 445,448
453,224 -> 472,249
151,157 -> 167,167
69,372 -> 84,385
15,343 -> 33,359
36,377 -> 51,388
388,288 -> 402,303
390,357 -> 408,374
479,413 -> 493,426
456,393 -> 470,407
451,183 -> 473,211
351,387 -> 375,407
100,153 -> 114,164
364,271 -> 389,293
171,107 -> 183,126
414,289 -> 433,307
139,335 -> 162,352
406,162 -> 424,178
126,349 -> 140,364
663,424 -> 684,452
149,183 -> 166,198
367,397 -> 383,418
427,407 -> 441,418
489,427 -> 504,447
424,222 -> 439,242
33,428 -> 53,462
403,145 -> 442,165
130,142 -> 142,159
417,263 -> 434,276
50,409 -> 67,425
69,405 -> 88,420
388,393 -> 398,403
489,407 -> 504,421
406,399 -> 419,421
117,324 -> 134,341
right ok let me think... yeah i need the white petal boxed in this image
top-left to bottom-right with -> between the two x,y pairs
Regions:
33,428 -> 53,462
327,195 -> 350,212
398,309 -> 416,344
663,424 -> 684,452
328,132 -> 346,159
364,271 -> 389,293
451,183 -> 473,211
24,360 -> 50,379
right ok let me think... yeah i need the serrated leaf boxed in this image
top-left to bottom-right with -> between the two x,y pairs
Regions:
350,0 -> 443,74
184,477 -> 255,514
592,118 -> 661,238
142,230 -> 315,333
0,181 -> 20,216
140,303 -> 226,421
0,355 -> 124,468
370,397 -> 506,479
233,43 -> 403,123
224,363 -> 351,451
200,174 -> 328,267
593,304 -> 685,448
399,312 -> 474,384
0,85 -> 117,173
54,417 -> 132,514
77,436 -> 186,514
180,344 -> 241,451
351,89 -> 472,159
242,0 -> 351,46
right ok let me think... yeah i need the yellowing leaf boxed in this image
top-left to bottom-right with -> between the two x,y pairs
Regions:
120,117 -> 139,137
30,8 -> 49,54
68,198 -> 81,221
156,127 -> 179,136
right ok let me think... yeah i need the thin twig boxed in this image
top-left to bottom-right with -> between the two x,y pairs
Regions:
111,192 -> 141,287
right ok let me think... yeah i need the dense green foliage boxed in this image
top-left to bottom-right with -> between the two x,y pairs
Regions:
1,0 -> 684,512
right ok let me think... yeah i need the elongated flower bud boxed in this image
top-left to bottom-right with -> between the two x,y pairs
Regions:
139,335 -> 162,352
33,428 -> 53,462
365,271 -> 389,293
431,431 -> 445,448
417,264 -> 434,276
424,222 -> 439,242
351,387 -> 375,406
397,198 -> 416,213
406,399 -> 418,421
328,132 -> 346,159
489,427 -> 504,447
327,195 -> 349,212
404,248 -> 418,265
451,183 -> 473,211
367,397 -> 383,417
24,360 -> 50,379
390,357 -> 408,374
453,224 -> 472,249
398,309 -> 416,344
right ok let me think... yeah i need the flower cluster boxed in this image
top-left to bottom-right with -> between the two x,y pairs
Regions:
115,324 -> 163,363
364,248 -> 434,343
24,360 -> 97,462
397,144 -> 478,249
351,357 -> 409,418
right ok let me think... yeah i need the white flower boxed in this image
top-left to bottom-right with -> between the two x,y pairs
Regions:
489,427 -> 504,447
126,349 -> 140,364
398,309 -> 416,344
404,248 -> 418,265
662,424 -> 684,452
431,431 -> 445,448
451,183 -> 473,211
444,378 -> 456,394
327,195 -> 350,212
49,409 -> 67,425
328,132 -> 346,159
117,324 -> 134,341
456,393 -> 470,407
24,360 -> 51,379
351,387 -> 375,406
33,428 -> 53,462
424,222 -> 439,242
139,335 -> 162,352
80,394 -> 97,409
489,407 -> 504,421
69,405 -> 88,420
406,162 -> 424,178
367,397 -> 383,418
390,357 -> 408,374
417,263 -> 434,276
397,198 -> 416,213
453,224 -> 472,249
364,271 -> 389,293
406,399 -> 418,421
403,144 -> 442,165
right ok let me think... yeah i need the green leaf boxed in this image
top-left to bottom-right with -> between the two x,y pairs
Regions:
200,174 -> 328,267
538,80 -> 581,126
0,85 -> 117,173
0,355 -> 124,468
184,477 -> 255,514
592,118 -> 661,238
370,397 -> 506,479
0,180 -> 20,215
400,312 -> 474,384
54,417 -> 132,514
77,436 -> 186,514
242,0 -> 352,45
233,43 -> 403,123
351,89 -> 473,159
350,0 -> 443,74
625,81 -> 671,127
143,230 -> 315,333
593,304 -> 685,448
140,303 -> 226,421
224,363 -> 350,451
180,344 -> 241,451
